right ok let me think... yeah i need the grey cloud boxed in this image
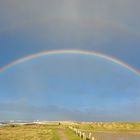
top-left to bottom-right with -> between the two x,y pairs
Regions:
0,0 -> 140,32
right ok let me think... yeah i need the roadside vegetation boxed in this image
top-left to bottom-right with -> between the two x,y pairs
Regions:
74,122 -> 140,132
64,127 -> 81,140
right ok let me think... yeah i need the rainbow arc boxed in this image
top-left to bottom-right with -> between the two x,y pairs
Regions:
0,49 -> 140,76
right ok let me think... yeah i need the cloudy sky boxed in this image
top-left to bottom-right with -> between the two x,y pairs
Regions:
0,0 -> 140,121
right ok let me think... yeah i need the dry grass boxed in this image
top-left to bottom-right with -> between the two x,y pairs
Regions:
0,124 -> 59,140
74,122 -> 140,132
1,122 -> 140,139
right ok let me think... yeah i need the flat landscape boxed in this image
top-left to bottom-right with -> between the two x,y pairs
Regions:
0,123 -> 81,140
0,122 -> 140,140
75,122 -> 140,132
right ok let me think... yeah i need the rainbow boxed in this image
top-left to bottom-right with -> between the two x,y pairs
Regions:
0,49 -> 140,76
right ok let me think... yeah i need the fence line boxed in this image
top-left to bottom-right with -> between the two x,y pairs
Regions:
69,126 -> 95,140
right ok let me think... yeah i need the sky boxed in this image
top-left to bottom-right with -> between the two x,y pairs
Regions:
0,0 -> 140,121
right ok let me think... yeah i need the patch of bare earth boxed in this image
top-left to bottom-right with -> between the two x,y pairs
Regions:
57,128 -> 68,140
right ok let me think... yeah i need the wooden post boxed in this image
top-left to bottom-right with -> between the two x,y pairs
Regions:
88,132 -> 92,139
82,132 -> 86,140
79,131 -> 82,137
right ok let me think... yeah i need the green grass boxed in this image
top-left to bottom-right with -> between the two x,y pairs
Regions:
64,127 -> 81,140
52,128 -> 60,140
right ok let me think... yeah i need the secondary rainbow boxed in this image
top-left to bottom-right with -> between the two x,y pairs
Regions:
1,18 -> 139,38
0,49 -> 140,76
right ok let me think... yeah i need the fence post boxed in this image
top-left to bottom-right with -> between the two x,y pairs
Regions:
88,132 -> 92,139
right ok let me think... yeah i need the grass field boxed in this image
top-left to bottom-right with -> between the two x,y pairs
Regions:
0,122 -> 140,139
0,123 -> 81,140
0,124 -> 56,140
74,122 -> 140,132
